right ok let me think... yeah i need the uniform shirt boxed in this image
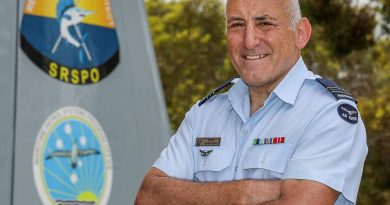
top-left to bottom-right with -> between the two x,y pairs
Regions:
153,57 -> 368,205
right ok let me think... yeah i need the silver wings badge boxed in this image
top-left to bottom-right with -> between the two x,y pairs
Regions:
199,150 -> 213,157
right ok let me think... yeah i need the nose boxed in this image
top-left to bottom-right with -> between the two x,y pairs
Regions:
244,23 -> 260,49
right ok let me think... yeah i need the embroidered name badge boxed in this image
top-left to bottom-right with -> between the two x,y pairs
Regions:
338,104 -> 358,124
253,137 -> 285,145
195,138 -> 221,146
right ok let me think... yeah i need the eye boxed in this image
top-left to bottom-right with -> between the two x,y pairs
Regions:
257,21 -> 273,26
256,21 -> 275,30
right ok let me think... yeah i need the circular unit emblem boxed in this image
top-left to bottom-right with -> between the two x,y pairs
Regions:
337,103 -> 358,124
33,107 -> 113,205
20,0 -> 120,85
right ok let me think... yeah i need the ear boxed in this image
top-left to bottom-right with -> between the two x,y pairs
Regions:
295,17 -> 312,49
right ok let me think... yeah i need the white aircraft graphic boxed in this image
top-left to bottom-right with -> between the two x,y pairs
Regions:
45,141 -> 100,169
51,0 -> 93,61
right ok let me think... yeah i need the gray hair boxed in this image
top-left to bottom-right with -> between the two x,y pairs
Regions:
225,0 -> 302,30
285,0 -> 302,30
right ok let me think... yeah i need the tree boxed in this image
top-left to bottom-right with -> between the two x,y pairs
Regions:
355,39 -> 390,205
302,0 -> 376,56
146,0 -> 234,130
374,0 -> 390,35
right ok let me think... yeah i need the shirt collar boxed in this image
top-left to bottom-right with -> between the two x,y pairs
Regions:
228,78 -> 250,122
228,56 -> 310,107
272,56 -> 310,105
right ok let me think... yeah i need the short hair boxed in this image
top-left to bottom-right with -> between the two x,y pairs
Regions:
285,0 -> 302,30
225,0 -> 302,30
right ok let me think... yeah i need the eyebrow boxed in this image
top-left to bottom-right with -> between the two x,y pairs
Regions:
227,16 -> 244,23
254,15 -> 277,21
227,15 -> 277,23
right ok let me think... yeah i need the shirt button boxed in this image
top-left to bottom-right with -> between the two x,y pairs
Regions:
260,157 -> 265,165
202,160 -> 206,166
243,129 -> 249,136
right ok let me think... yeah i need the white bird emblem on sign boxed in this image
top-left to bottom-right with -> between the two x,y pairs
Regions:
45,140 -> 100,169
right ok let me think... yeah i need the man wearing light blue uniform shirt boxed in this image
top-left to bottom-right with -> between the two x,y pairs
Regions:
136,0 -> 367,204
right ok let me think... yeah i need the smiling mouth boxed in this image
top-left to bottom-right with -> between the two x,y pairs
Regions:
242,54 -> 269,60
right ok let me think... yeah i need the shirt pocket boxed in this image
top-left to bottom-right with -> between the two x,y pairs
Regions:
241,144 -> 292,179
193,147 -> 235,182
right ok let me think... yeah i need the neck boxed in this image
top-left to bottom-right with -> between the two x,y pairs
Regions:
248,61 -> 298,115
248,85 -> 274,116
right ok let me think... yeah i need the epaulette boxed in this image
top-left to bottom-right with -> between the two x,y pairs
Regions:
316,78 -> 358,104
198,76 -> 240,106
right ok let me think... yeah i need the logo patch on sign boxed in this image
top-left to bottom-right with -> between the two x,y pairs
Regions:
33,107 -> 113,205
21,0 -> 120,85
337,104 -> 358,124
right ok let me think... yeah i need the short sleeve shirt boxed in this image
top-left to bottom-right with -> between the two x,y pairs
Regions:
153,57 -> 368,205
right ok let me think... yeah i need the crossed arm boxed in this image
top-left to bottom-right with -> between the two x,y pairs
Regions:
135,167 -> 339,205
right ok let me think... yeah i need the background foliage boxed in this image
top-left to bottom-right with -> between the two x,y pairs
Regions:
145,0 -> 390,204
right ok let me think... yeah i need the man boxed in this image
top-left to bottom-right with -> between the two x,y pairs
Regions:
135,0 -> 367,204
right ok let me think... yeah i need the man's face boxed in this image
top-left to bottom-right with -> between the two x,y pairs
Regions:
226,0 -> 300,89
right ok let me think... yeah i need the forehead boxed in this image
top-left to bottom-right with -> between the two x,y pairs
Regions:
226,0 -> 288,19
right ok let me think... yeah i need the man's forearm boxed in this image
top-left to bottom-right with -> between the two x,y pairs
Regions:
135,168 -> 281,205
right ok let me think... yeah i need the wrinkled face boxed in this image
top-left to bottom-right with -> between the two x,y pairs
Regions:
226,0 -> 300,89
